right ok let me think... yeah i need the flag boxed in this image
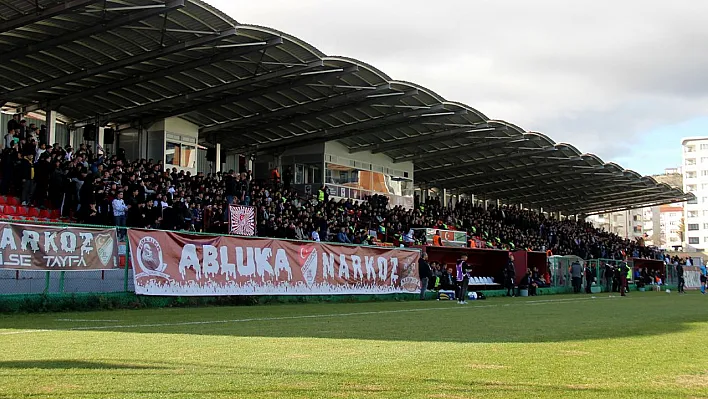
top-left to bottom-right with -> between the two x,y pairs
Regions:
229,205 -> 256,236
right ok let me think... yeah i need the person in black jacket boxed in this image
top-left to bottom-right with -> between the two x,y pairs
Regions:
418,252 -> 432,300
677,263 -> 685,294
504,254 -> 516,297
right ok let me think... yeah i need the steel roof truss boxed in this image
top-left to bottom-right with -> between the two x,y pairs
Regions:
200,83 -> 395,134
0,0 -> 186,62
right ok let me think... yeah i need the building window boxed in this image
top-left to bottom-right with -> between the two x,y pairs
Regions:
686,171 -> 697,178
686,145 -> 696,152
704,210 -> 708,217
702,144 -> 708,150
702,158 -> 708,164
688,224 -> 699,231
687,158 -> 697,165
688,197 -> 698,204
689,237 -> 700,244
165,141 -> 196,169
703,223 -> 708,229
688,211 -> 699,218
687,184 -> 697,191
702,170 -> 708,177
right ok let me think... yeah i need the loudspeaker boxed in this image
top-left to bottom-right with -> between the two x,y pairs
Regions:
83,124 -> 97,141
103,128 -> 115,144
206,147 -> 216,162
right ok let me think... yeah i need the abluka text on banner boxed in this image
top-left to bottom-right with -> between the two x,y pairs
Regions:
128,229 -> 421,296
0,222 -> 118,270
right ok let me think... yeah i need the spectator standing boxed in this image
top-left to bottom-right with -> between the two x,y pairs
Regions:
455,254 -> 470,304
112,191 -> 129,239
19,155 -> 34,205
570,260 -> 583,293
676,262 -> 685,294
418,252 -> 432,300
504,254 -> 516,297
603,262 -> 613,293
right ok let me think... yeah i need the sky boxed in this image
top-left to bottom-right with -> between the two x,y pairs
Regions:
206,0 -> 708,176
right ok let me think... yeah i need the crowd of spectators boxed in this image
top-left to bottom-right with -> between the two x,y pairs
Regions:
0,114 -> 660,261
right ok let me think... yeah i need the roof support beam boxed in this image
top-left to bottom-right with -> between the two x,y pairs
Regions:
416,146 -> 558,175
448,166 -> 606,192
250,104 -> 449,153
425,157 -> 584,185
226,88 -> 417,139
0,27 -> 237,98
0,0 -> 185,62
486,178 -> 633,201
476,173 -> 626,196
557,192 -> 682,214
100,59 -> 324,122
201,83 -> 395,134
396,136 -> 526,164
580,197 -> 692,215
353,125 -> 493,155
0,0 -> 101,34
29,36 -> 282,113
522,187 -> 664,209
149,62 -> 352,123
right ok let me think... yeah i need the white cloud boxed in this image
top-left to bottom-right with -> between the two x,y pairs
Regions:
206,0 -> 708,165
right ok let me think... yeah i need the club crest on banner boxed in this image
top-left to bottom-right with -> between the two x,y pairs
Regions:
95,233 -> 115,267
135,236 -> 169,279
300,245 -> 317,287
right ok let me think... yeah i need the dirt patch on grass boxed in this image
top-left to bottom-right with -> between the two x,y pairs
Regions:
341,383 -> 386,392
675,373 -> 708,388
560,350 -> 591,356
37,384 -> 81,393
565,384 -> 598,390
466,363 -> 506,370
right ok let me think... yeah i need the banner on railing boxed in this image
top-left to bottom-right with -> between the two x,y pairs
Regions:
128,229 -> 421,296
229,205 -> 256,236
683,266 -> 702,289
0,222 -> 118,270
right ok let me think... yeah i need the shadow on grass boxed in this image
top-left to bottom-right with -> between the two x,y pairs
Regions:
0,360 -> 163,370
36,294 -> 708,344
8,363 -> 682,398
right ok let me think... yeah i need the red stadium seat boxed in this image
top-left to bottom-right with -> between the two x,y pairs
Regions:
50,210 -> 60,219
6,197 -> 19,206
0,196 -> 7,205
4,206 -> 17,216
38,209 -> 50,218
28,207 -> 40,218
0,205 -> 5,214
17,207 -> 29,217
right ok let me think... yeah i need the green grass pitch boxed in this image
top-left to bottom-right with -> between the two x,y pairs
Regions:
1,292 -> 707,399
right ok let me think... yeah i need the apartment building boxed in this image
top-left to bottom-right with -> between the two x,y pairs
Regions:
682,138 -> 708,250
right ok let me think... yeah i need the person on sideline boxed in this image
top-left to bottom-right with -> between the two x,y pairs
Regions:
676,262 -> 685,294
418,252 -> 432,300
456,254 -> 470,304
570,260 -> 583,293
700,262 -> 707,295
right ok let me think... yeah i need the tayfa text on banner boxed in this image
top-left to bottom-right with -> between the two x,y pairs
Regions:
128,229 -> 421,296
0,222 -> 118,270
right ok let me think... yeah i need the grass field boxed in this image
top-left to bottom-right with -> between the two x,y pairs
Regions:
1,292 -> 708,399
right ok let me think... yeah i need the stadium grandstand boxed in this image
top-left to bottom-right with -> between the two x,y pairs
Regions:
0,0 -> 694,258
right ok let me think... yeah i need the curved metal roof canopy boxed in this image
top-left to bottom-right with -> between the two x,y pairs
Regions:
0,0 -> 693,215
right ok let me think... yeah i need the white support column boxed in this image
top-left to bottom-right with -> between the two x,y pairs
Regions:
68,128 -> 76,148
45,109 -> 57,145
215,143 -> 221,173
97,127 -> 105,153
